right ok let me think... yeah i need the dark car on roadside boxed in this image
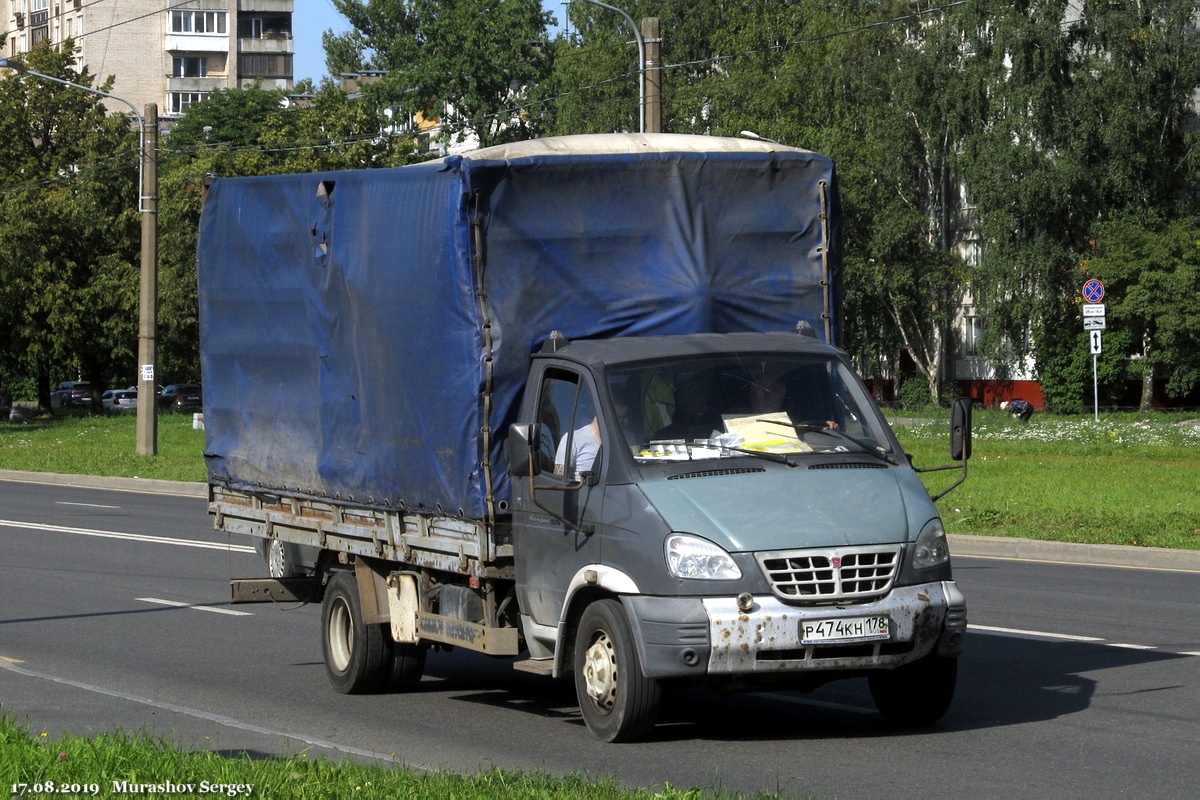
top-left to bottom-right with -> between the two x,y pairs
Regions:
51,381 -> 94,409
158,383 -> 203,412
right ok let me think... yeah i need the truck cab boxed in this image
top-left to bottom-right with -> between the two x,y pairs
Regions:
507,331 -> 967,741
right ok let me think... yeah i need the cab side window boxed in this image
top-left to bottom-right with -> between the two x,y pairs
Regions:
539,370 -> 601,482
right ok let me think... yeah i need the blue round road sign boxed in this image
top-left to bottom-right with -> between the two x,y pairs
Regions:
1083,279 -> 1105,303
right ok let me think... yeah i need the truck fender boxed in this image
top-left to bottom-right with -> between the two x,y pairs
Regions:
553,565 -> 640,676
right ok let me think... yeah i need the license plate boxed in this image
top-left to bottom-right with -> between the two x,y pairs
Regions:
800,615 -> 890,645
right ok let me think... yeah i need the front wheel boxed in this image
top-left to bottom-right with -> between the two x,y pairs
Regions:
573,599 -> 661,742
321,571 -> 395,694
868,654 -> 958,725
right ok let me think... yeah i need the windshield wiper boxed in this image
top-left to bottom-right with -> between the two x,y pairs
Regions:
666,439 -> 797,467
757,419 -> 897,465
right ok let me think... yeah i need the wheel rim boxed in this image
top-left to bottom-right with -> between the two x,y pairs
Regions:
328,597 -> 354,673
267,540 -> 286,578
582,629 -> 618,714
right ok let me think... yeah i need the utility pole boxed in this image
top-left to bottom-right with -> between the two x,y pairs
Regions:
136,104 -> 159,455
642,18 -> 662,133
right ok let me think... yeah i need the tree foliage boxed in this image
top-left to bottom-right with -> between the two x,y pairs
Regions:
0,43 -> 139,412
5,1 -> 1200,415
325,0 -> 554,148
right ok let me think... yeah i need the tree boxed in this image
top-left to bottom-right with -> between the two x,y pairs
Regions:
0,43 -> 140,413
1087,214 -> 1200,408
325,0 -> 554,148
961,1 -> 1200,410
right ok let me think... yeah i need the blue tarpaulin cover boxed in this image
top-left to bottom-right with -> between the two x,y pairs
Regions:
198,133 -> 841,519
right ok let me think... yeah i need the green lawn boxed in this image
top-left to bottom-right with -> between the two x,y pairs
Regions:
895,411 -> 1200,550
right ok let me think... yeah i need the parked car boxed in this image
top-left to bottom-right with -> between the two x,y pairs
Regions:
101,389 -> 138,414
51,381 -> 93,409
158,383 -> 202,412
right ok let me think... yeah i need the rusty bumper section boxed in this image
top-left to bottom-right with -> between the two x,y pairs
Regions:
624,581 -> 965,680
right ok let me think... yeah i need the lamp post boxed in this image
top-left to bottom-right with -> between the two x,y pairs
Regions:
0,57 -> 158,454
573,0 -> 646,133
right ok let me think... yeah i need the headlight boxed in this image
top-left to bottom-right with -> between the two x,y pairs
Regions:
912,518 -> 950,570
665,533 -> 742,580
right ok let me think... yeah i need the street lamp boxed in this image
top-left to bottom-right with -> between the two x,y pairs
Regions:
572,0 -> 646,133
0,57 -> 159,455
739,130 -> 781,145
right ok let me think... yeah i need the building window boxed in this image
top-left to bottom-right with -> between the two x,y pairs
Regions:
170,10 -> 227,34
30,8 -> 48,45
963,313 -> 983,357
240,53 -> 291,78
251,17 -> 263,38
173,56 -> 208,77
168,91 -> 207,114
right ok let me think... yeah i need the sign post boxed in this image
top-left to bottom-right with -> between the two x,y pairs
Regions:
1082,280 -> 1105,422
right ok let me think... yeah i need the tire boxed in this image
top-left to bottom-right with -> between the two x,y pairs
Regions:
573,599 -> 661,742
389,643 -> 427,691
868,654 -> 958,725
321,571 -> 394,694
266,539 -> 296,579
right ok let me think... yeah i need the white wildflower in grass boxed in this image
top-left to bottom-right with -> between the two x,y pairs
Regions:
901,417 -> 1200,447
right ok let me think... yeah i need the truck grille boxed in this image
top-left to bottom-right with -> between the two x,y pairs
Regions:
756,545 -> 902,604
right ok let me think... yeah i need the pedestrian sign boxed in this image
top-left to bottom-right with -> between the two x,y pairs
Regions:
1083,279 -> 1105,303
1090,330 -> 1102,354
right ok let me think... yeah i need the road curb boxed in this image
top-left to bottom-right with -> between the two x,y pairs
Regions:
949,533 -> 1200,572
0,469 -> 207,498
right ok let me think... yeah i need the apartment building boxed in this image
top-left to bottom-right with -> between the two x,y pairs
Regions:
2,0 -> 293,117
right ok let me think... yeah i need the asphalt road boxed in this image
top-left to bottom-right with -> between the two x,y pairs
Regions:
1,476 -> 1198,798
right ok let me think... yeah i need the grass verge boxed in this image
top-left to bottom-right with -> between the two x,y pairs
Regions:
896,410 -> 1200,550
0,713 -> 728,799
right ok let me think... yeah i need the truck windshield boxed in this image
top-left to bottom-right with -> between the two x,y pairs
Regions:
605,353 -> 892,463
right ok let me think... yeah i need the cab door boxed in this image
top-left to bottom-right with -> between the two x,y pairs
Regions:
511,366 -> 606,627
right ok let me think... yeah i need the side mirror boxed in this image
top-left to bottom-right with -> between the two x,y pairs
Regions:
507,423 -> 540,477
579,444 -> 603,486
950,397 -> 972,461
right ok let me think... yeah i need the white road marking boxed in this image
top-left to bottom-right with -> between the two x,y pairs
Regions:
1108,643 -> 1157,651
972,624 -> 1198,657
56,501 -> 122,509
0,658 -> 415,768
0,518 -> 255,552
137,597 -> 253,617
970,624 -> 1104,642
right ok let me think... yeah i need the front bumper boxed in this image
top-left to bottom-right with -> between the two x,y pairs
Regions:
623,580 -> 966,680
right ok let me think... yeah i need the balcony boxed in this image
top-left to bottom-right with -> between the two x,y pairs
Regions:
238,0 -> 293,11
239,32 -> 293,55
167,76 -> 226,93
166,33 -> 229,53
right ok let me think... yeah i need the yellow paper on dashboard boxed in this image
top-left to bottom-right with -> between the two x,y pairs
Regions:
722,412 -> 812,453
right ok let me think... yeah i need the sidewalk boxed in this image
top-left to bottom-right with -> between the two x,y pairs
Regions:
3,468 -> 1198,572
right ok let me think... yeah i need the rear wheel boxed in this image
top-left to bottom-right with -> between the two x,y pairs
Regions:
389,642 -> 427,691
321,571 -> 394,694
868,654 -> 958,725
573,599 -> 661,742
